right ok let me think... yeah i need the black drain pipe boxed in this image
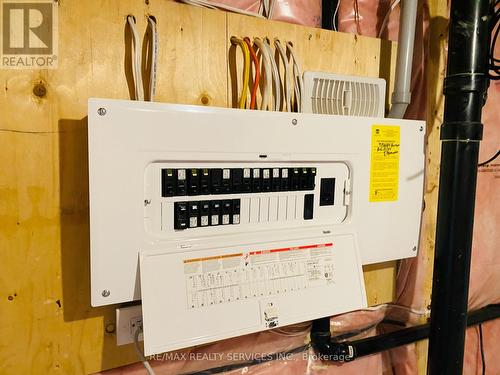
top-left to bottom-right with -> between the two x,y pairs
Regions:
311,0 -> 492,370
427,0 -> 490,373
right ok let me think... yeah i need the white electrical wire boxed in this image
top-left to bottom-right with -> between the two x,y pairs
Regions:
378,0 -> 401,38
263,38 -> 281,111
361,302 -> 429,316
332,0 -> 341,31
274,39 -> 291,111
146,16 -> 158,101
253,37 -> 272,110
178,0 -> 266,18
127,15 -> 144,101
134,325 -> 157,375
286,42 -> 303,112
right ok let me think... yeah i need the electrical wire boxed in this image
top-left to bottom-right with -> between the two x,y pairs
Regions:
479,324 -> 486,375
264,38 -> 281,111
332,0 -> 341,31
274,39 -> 292,111
134,325 -> 156,375
146,16 -> 158,102
244,37 -> 260,110
378,0 -> 401,38
489,2 -> 500,79
479,150 -> 500,166
286,42 -> 303,112
231,36 -> 251,109
254,37 -> 272,110
127,15 -> 144,101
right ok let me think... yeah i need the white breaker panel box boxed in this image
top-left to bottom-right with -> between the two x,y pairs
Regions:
88,99 -> 425,354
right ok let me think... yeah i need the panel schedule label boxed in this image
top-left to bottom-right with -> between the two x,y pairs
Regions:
369,125 -> 400,202
183,243 -> 335,309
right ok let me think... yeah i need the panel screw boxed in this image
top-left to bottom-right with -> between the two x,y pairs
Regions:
105,322 -> 116,334
291,119 -> 298,125
419,126 -> 423,132
102,289 -> 111,297
98,108 -> 107,116
412,246 -> 417,252
144,199 -> 151,206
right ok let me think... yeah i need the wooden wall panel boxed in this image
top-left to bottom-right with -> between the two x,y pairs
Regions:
0,1 -> 398,373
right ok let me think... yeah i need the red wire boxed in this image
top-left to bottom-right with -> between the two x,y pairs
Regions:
244,37 -> 260,110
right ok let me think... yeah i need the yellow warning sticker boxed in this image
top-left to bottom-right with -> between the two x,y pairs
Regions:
369,125 -> 400,202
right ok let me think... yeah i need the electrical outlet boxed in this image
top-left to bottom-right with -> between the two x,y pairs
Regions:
116,305 -> 143,345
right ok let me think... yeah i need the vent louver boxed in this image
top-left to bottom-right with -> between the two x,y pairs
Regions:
302,72 -> 386,117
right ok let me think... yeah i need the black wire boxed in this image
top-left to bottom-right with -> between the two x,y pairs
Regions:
489,2 -> 500,79
478,150 -> 500,166
479,324 -> 486,375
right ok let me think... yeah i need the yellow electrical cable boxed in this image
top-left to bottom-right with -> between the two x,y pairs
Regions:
231,36 -> 250,109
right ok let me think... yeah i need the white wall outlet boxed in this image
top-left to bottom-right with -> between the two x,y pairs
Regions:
116,305 -> 143,345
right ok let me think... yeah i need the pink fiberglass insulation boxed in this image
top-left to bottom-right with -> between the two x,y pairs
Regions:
463,319 -> 500,375
469,77 -> 500,310
204,0 -> 322,27
271,0 -> 322,27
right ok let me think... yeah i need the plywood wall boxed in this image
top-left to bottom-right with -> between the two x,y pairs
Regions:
0,1 -> 399,373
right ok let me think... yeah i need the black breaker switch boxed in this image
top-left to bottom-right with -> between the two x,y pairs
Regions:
210,200 -> 221,226
176,169 -> 187,196
299,168 -> 309,190
200,201 -> 210,227
174,202 -> 188,230
222,169 -> 231,193
232,199 -> 240,224
231,168 -> 243,192
242,168 -> 252,192
188,202 -> 199,228
308,168 -> 317,190
210,169 -> 223,194
187,169 -> 200,195
262,168 -> 271,192
252,168 -> 262,192
320,178 -> 335,206
304,194 -> 314,220
280,168 -> 289,191
290,168 -> 300,190
161,169 -> 176,197
221,200 -> 232,225
272,168 -> 281,191
200,169 -> 210,195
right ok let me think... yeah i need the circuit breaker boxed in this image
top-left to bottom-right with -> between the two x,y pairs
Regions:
88,98 -> 425,354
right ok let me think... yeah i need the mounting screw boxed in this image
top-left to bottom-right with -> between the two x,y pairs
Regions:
102,289 -> 111,297
144,199 -> 151,206
419,126 -> 423,132
412,246 -> 417,252
291,119 -> 298,126
105,321 -> 116,334
97,108 -> 107,116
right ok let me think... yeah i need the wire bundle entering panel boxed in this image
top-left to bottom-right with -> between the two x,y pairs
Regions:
230,36 -> 303,112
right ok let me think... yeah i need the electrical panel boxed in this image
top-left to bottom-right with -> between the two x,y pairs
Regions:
88,98 -> 424,354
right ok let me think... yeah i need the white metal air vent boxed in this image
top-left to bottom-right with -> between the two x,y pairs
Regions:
302,71 -> 386,117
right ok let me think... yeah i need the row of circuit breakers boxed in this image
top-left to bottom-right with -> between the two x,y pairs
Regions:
88,99 -> 425,356
165,167 -> 334,230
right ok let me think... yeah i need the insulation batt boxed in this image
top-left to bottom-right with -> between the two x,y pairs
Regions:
205,0 -> 322,27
